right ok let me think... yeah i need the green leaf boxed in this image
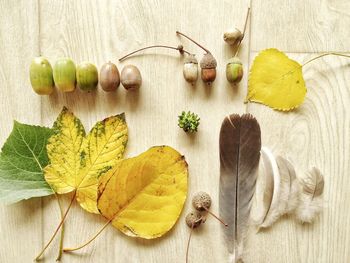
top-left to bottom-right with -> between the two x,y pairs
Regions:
0,121 -> 54,204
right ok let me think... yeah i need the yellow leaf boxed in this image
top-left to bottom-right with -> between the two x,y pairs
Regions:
97,146 -> 188,239
44,107 -> 128,213
246,48 -> 307,111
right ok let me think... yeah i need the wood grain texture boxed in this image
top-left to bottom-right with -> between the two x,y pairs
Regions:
0,0 -> 349,262
250,0 -> 350,52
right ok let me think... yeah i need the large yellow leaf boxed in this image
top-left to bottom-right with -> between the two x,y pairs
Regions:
246,48 -> 307,111
97,146 -> 188,239
44,107 -> 128,213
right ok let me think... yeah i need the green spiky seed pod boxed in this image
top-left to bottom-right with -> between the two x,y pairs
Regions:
178,111 -> 200,133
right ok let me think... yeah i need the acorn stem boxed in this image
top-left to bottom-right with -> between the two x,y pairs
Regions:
34,191 -> 76,261
63,219 -> 112,252
203,207 -> 228,227
186,224 -> 194,263
302,52 -> 350,67
235,7 -> 251,56
176,31 -> 210,54
119,45 -> 191,61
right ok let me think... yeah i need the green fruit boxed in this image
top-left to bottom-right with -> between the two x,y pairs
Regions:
53,58 -> 76,92
29,57 -> 54,95
226,56 -> 243,84
76,62 -> 98,91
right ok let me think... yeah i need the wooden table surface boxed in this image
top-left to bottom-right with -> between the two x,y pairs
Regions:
0,0 -> 349,262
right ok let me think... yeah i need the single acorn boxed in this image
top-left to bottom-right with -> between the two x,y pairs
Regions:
29,57 -> 54,95
192,191 -> 212,211
100,62 -> 120,92
76,62 -> 98,91
200,53 -> 217,84
120,65 -> 142,90
53,58 -> 76,92
226,57 -> 243,84
185,211 -> 203,229
223,28 -> 243,45
183,54 -> 198,84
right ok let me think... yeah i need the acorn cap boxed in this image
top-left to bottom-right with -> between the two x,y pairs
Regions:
200,53 -> 217,69
227,56 -> 243,65
184,54 -> 198,64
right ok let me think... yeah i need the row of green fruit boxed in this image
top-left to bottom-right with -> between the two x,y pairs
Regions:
29,57 -> 142,95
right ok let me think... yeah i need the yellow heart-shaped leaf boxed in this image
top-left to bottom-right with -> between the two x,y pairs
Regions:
246,48 -> 307,111
97,146 -> 188,239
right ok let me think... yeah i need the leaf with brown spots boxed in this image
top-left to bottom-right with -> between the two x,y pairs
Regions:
44,107 -> 128,213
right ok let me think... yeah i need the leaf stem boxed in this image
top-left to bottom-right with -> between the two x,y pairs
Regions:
203,207 -> 228,227
63,219 -> 112,253
118,45 -> 191,61
54,194 -> 65,261
34,191 -> 76,261
302,52 -> 350,67
235,7 -> 251,56
176,31 -> 210,54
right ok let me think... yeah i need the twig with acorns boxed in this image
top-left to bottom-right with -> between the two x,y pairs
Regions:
185,192 -> 228,263
223,7 -> 251,84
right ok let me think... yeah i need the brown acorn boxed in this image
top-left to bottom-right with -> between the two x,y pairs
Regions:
200,53 -> 217,84
100,62 -> 120,92
120,65 -> 142,90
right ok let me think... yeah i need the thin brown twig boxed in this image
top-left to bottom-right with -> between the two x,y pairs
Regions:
203,207 -> 228,227
176,31 -> 210,54
235,7 -> 251,56
119,45 -> 191,61
186,224 -> 194,263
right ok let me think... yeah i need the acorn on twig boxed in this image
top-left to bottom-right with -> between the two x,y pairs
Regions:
176,31 -> 217,85
224,7 -> 251,85
223,28 -> 244,46
226,57 -> 243,84
183,54 -> 198,84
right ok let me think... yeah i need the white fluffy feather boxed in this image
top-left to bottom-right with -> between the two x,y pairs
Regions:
295,167 -> 324,223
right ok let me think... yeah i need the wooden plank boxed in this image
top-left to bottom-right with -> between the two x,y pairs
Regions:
37,0 -> 251,262
0,1 -> 44,262
245,52 -> 350,262
251,0 -> 350,52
